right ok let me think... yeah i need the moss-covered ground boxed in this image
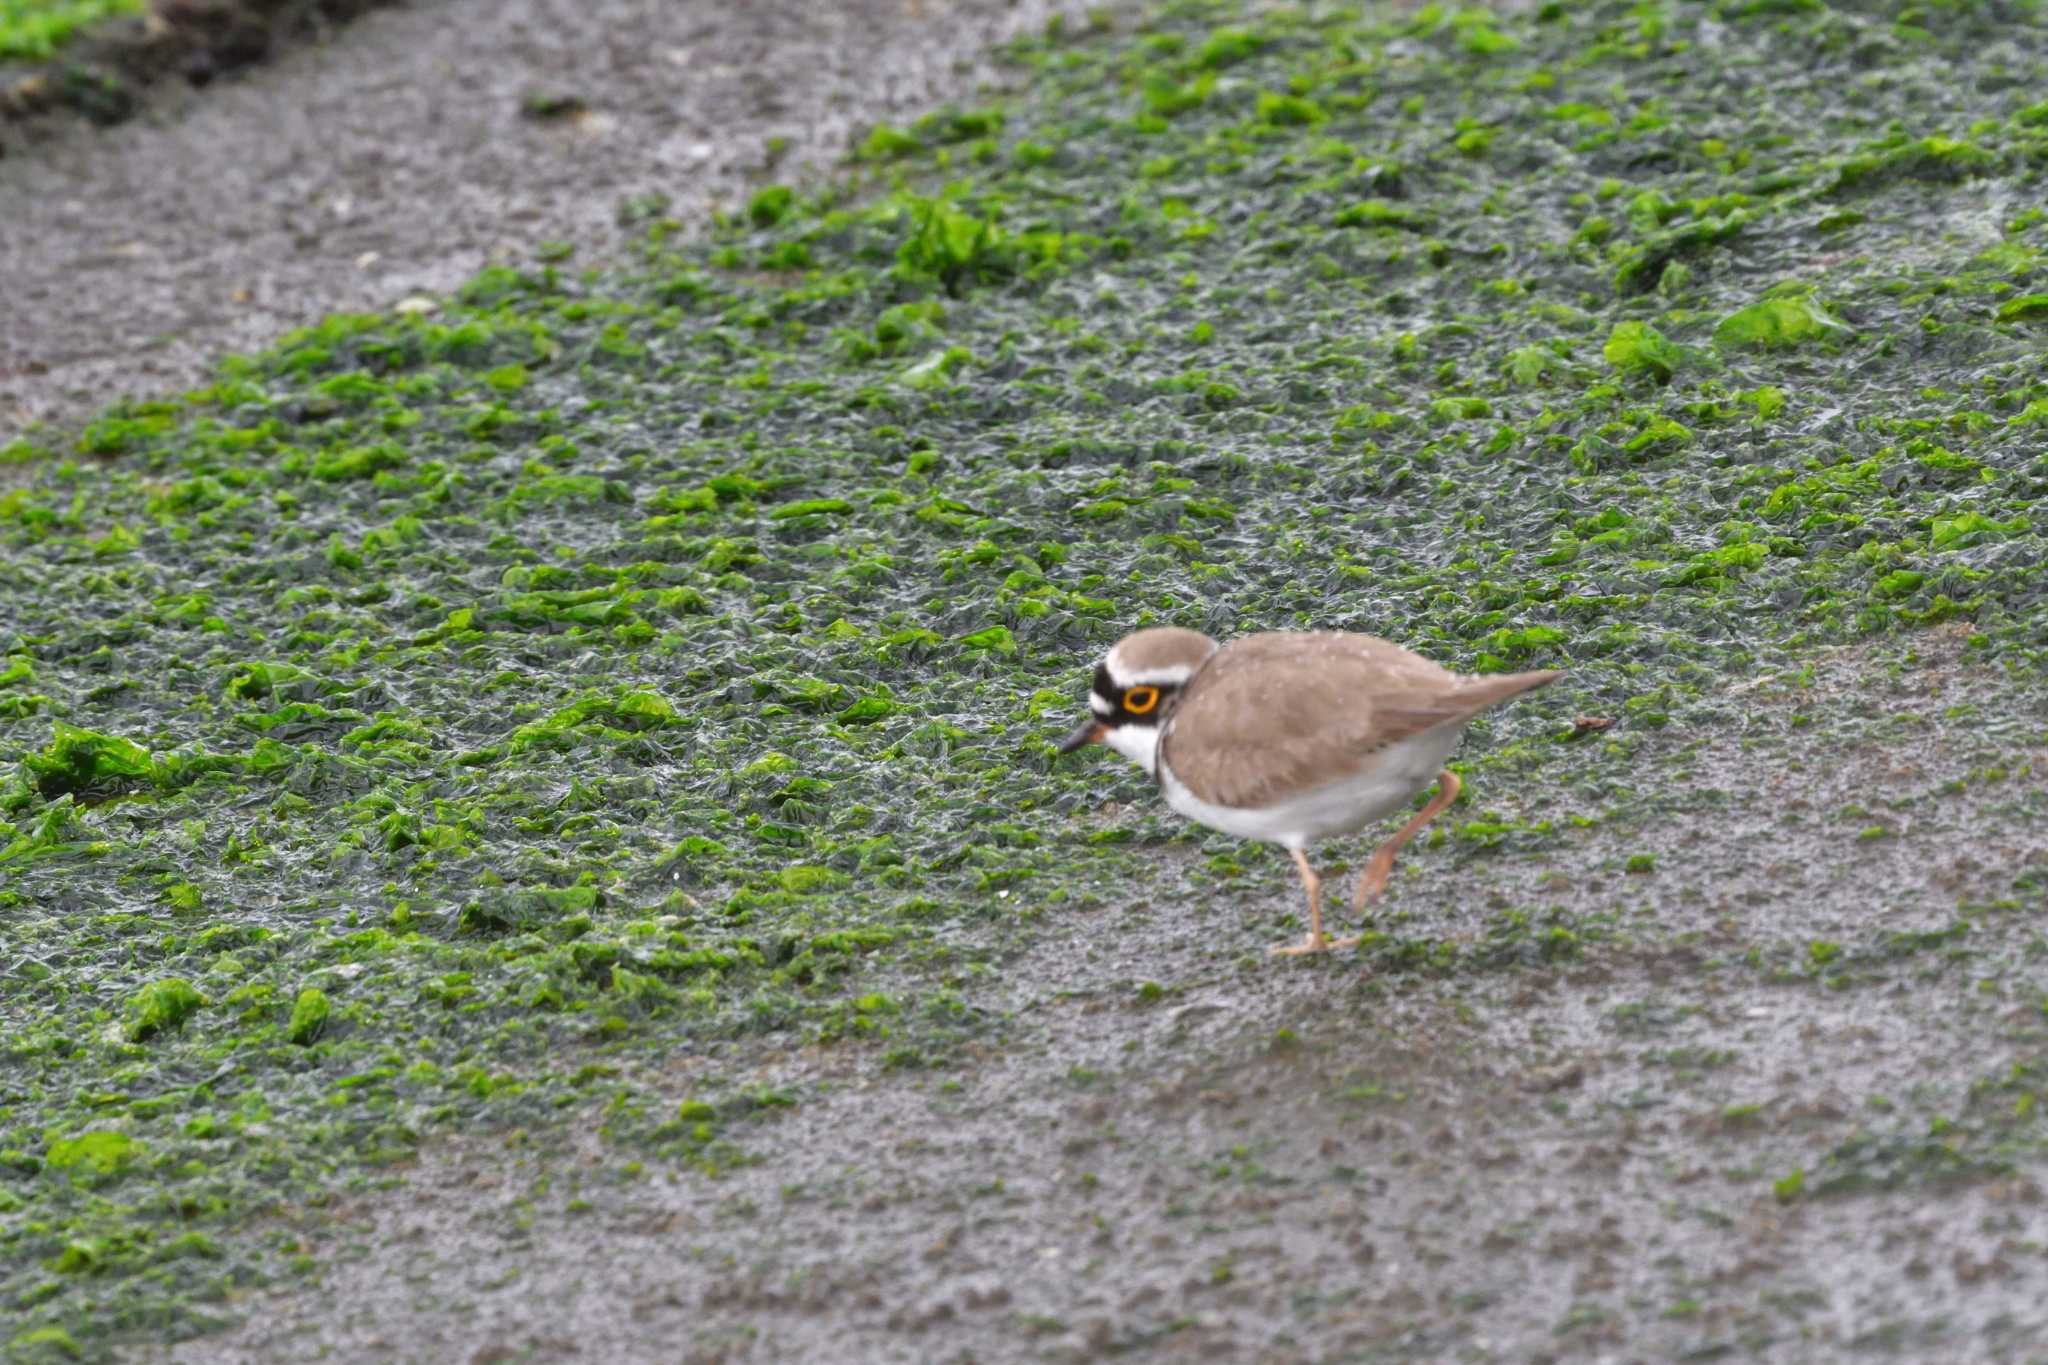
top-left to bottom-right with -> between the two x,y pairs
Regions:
4,0 -> 2048,1359
0,0 -> 139,63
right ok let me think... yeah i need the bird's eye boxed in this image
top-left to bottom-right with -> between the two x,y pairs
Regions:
1124,686 -> 1161,714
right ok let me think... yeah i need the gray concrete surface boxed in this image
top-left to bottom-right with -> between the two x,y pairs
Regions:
0,0 -> 1098,440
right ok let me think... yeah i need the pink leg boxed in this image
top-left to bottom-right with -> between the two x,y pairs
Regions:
1353,769 -> 1462,912
1270,847 -> 1334,956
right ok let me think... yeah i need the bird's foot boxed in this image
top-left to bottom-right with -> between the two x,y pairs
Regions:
1352,857 -> 1395,912
1270,933 -> 1356,956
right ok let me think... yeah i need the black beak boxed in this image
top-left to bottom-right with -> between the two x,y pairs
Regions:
1059,719 -> 1106,754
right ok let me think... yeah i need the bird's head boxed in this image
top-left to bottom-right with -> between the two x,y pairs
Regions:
1058,627 -> 1219,776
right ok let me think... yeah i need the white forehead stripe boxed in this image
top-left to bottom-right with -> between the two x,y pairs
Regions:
1104,657 -> 1199,690
1089,691 -> 1115,716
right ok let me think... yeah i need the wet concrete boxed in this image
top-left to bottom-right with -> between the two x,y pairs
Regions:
151,630 -> 2048,1364
0,0 -> 1100,440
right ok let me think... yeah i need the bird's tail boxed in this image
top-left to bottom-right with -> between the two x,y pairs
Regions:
1457,668 -> 1565,711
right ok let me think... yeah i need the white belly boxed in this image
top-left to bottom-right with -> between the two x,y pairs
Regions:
1157,726 -> 1461,850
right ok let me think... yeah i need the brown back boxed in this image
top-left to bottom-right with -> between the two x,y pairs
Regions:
1160,632 -> 1562,808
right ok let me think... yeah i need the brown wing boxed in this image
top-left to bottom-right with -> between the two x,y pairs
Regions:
1160,632 -> 1562,809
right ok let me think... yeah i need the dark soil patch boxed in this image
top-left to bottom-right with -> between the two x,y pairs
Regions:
0,0 -> 395,128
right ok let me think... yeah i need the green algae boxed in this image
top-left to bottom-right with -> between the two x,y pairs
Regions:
4,0 -> 2048,1353
1713,294 -> 1849,350
1602,321 -> 1683,380
42,1132 -> 139,1177
285,987 -> 330,1045
19,722 -> 157,801
1997,293 -> 2048,323
122,979 -> 206,1042
0,0 -> 138,62
4,1327 -> 80,1362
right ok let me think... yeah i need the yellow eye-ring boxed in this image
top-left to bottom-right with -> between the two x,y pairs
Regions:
1124,686 -> 1161,714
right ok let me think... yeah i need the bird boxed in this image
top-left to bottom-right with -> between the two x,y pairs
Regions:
1059,627 -> 1564,956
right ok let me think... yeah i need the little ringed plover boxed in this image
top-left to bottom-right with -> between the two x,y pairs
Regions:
1060,627 -> 1563,956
